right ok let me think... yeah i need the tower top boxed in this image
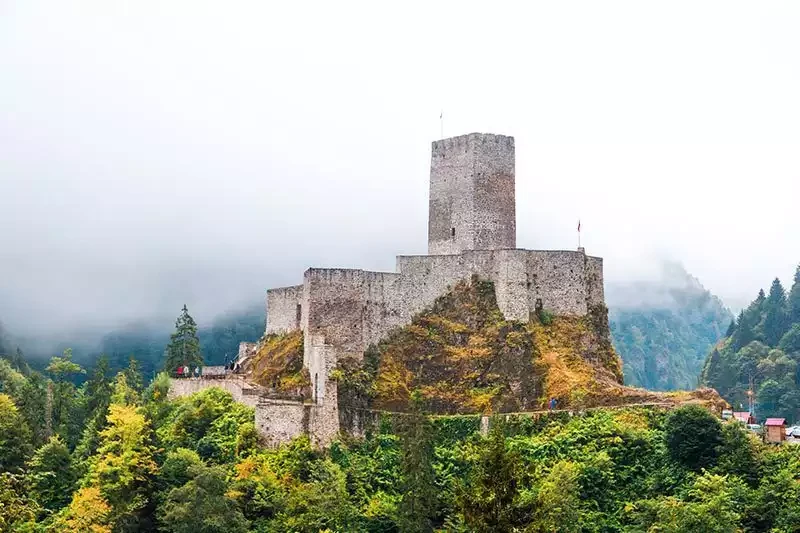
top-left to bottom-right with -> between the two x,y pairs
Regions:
428,133 -> 516,255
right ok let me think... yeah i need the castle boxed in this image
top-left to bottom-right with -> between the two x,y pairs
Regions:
255,132 -> 605,445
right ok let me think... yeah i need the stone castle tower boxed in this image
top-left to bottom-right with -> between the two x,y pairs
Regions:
260,133 -> 605,445
429,133 -> 516,255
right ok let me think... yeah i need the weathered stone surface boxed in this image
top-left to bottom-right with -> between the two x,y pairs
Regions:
428,134 -> 516,255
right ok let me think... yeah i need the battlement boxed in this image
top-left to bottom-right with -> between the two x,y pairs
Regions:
431,132 -> 515,156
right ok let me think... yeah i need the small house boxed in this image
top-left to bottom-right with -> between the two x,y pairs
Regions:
733,412 -> 755,425
764,418 -> 786,443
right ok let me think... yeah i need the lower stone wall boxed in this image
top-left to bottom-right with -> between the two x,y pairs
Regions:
168,377 -> 259,407
169,378 -> 341,448
255,398 -> 309,447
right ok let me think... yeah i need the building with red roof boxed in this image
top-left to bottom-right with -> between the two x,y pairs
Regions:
764,418 -> 786,443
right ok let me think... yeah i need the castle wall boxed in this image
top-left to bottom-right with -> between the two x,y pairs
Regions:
428,134 -> 515,255
266,285 -> 303,334
168,378 -> 259,407
255,398 -> 309,447
585,255 -> 605,308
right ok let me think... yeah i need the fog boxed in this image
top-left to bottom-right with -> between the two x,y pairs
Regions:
1,1 -> 799,340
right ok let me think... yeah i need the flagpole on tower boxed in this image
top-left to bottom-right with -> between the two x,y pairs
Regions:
577,219 -> 581,250
440,110 -> 443,139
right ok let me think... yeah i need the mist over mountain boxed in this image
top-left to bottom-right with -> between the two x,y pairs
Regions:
608,262 -> 733,391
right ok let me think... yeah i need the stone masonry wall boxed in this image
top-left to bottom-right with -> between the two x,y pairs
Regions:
169,377 -> 259,407
428,134 -> 515,255
265,285 -> 303,334
255,398 -> 308,447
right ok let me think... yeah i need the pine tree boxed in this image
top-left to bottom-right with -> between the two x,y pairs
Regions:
725,319 -> 736,338
788,264 -> 800,325
86,355 -> 113,418
396,395 -> 436,533
123,356 -> 144,393
764,278 -> 788,347
164,305 -> 203,371
731,311 -> 754,352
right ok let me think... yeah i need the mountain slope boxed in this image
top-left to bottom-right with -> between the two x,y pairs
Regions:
608,262 -> 732,391
700,265 -> 800,422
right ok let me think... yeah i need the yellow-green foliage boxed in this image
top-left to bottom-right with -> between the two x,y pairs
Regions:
250,331 -> 310,395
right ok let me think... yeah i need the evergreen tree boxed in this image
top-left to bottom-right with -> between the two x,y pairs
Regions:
85,355 -> 113,419
28,435 -> 77,513
725,319 -> 736,338
123,356 -> 144,393
731,310 -> 755,352
456,422 -> 528,532
789,264 -> 800,325
702,348 -> 723,390
764,278 -> 788,346
0,393 -> 33,472
164,305 -> 203,371
395,395 -> 436,533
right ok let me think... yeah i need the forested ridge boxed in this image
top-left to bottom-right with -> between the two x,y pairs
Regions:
608,263 -> 732,391
701,265 -> 800,422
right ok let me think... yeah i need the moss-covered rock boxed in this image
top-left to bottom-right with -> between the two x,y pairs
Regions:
247,331 -> 310,398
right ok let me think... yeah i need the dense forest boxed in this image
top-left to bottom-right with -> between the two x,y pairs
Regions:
608,263 -> 732,391
2,342 -> 800,532
701,265 -> 800,422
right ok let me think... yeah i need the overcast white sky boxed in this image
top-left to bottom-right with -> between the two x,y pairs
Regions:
1,1 -> 799,333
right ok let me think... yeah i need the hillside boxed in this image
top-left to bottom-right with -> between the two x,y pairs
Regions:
308,276 -> 724,414
608,262 -> 732,391
701,265 -> 800,422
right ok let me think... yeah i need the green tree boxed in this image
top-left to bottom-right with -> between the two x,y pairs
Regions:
164,305 -> 203,371
764,278 -> 789,346
731,310 -> 755,352
663,405 -> 723,471
629,472 -> 743,533
46,348 -> 86,446
531,461 -> 582,533
278,459 -> 359,532
778,324 -> 800,354
28,435 -> 77,513
17,370 -> 50,448
158,448 -> 204,495
85,355 -> 114,418
123,355 -> 144,394
110,371 -> 141,406
715,422 -> 760,485
788,264 -> 800,325
53,486 -> 112,533
88,403 -> 158,530
0,472 -> 39,530
158,464 -> 248,533
395,396 -> 436,533
0,393 -> 33,472
456,423 -> 528,532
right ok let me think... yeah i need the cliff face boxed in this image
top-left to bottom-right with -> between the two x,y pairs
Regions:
335,277 -> 654,414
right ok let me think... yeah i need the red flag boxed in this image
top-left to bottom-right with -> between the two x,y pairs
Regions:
577,220 -> 581,232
